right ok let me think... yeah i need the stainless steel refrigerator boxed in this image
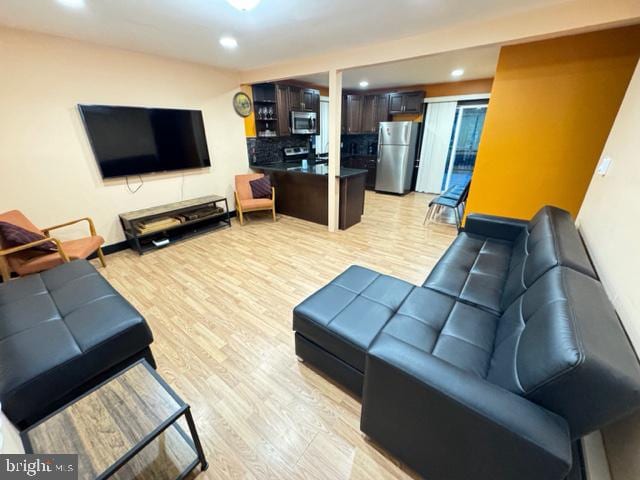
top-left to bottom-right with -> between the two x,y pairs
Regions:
375,121 -> 420,194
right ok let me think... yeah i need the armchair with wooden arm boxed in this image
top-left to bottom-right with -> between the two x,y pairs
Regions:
41,216 -> 106,268
234,174 -> 276,226
0,210 -> 106,282
0,237 -> 69,283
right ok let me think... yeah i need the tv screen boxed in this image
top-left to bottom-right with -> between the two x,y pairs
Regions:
79,105 -> 211,179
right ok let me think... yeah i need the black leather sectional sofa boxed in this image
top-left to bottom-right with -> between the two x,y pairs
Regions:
293,206 -> 640,480
0,260 -> 154,428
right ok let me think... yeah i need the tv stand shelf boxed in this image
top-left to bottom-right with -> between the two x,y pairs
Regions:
119,195 -> 231,255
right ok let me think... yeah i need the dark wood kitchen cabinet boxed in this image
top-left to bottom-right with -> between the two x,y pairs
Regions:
345,95 -> 363,134
361,94 -> 390,133
287,86 -> 319,112
288,86 -> 302,112
302,88 -> 318,112
375,94 -> 390,127
275,84 -> 290,136
361,95 -> 376,133
388,93 -> 404,115
343,155 -> 377,190
365,156 -> 377,189
403,91 -> 424,113
254,167 -> 367,230
388,91 -> 425,114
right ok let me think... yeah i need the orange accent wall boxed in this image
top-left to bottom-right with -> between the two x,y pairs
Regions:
465,25 -> 640,221
241,84 -> 256,138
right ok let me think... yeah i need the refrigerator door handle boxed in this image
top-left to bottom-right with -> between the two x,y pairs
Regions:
377,145 -> 382,163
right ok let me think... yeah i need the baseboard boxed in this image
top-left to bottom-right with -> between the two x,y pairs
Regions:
99,241 -> 129,256
90,209 -> 237,258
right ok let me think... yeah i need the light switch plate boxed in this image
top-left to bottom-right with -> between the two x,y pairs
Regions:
596,156 -> 612,176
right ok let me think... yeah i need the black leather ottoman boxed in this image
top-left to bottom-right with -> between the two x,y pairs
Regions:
0,260 -> 154,427
293,265 -> 413,394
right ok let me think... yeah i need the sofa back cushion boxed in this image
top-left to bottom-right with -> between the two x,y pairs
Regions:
500,206 -> 596,311
488,267 -> 640,438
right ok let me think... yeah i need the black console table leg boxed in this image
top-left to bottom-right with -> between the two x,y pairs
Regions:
224,198 -> 231,227
185,407 -> 208,471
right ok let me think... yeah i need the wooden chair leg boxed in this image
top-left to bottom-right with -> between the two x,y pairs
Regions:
97,247 -> 107,268
0,256 -> 11,283
234,191 -> 244,226
271,187 -> 276,222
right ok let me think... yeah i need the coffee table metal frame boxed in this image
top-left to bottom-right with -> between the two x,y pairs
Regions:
20,359 -> 209,480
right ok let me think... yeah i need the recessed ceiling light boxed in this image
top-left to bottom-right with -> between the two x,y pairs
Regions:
56,0 -> 85,8
359,81 -> 369,88
219,36 -> 238,49
451,69 -> 464,78
226,0 -> 261,11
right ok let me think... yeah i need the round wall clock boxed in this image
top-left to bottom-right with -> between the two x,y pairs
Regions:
233,92 -> 252,118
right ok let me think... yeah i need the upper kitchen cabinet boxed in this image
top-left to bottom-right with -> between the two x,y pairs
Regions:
288,86 -> 302,112
376,94 -> 390,123
361,95 -> 377,133
345,95 -> 363,134
275,84 -> 291,136
388,91 -> 425,114
287,86 -> 319,112
361,94 -> 390,133
302,88 -> 319,112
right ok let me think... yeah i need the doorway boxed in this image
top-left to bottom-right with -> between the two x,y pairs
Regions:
415,98 -> 488,194
442,103 -> 487,190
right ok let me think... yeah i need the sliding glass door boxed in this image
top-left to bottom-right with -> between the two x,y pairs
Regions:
442,104 -> 487,190
416,99 -> 488,194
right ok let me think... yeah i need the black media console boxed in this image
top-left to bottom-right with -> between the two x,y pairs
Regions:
119,195 -> 231,255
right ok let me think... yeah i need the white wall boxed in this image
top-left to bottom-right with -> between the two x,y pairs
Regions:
0,27 -> 249,246
577,60 -> 640,480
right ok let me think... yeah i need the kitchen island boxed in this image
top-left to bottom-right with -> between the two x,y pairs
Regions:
251,161 -> 367,230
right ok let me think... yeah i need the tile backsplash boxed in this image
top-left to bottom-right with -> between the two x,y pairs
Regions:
247,136 -> 309,164
341,133 -> 379,155
247,133 -> 379,165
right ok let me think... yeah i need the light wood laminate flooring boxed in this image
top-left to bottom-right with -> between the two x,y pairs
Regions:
96,191 -> 457,479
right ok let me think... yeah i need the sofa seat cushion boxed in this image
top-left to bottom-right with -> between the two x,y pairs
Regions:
378,287 -> 500,378
0,260 -> 153,425
293,266 -> 413,372
422,233 -> 512,314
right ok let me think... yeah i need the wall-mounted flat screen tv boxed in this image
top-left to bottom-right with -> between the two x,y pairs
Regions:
79,105 -> 211,179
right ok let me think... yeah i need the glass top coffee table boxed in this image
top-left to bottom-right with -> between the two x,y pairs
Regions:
21,360 -> 208,480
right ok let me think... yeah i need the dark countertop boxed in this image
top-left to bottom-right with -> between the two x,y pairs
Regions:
251,160 -> 367,179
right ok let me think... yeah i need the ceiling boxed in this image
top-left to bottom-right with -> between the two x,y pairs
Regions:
294,45 -> 500,90
0,0 -> 567,70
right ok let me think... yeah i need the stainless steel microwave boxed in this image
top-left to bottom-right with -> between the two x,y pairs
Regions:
290,111 -> 317,134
